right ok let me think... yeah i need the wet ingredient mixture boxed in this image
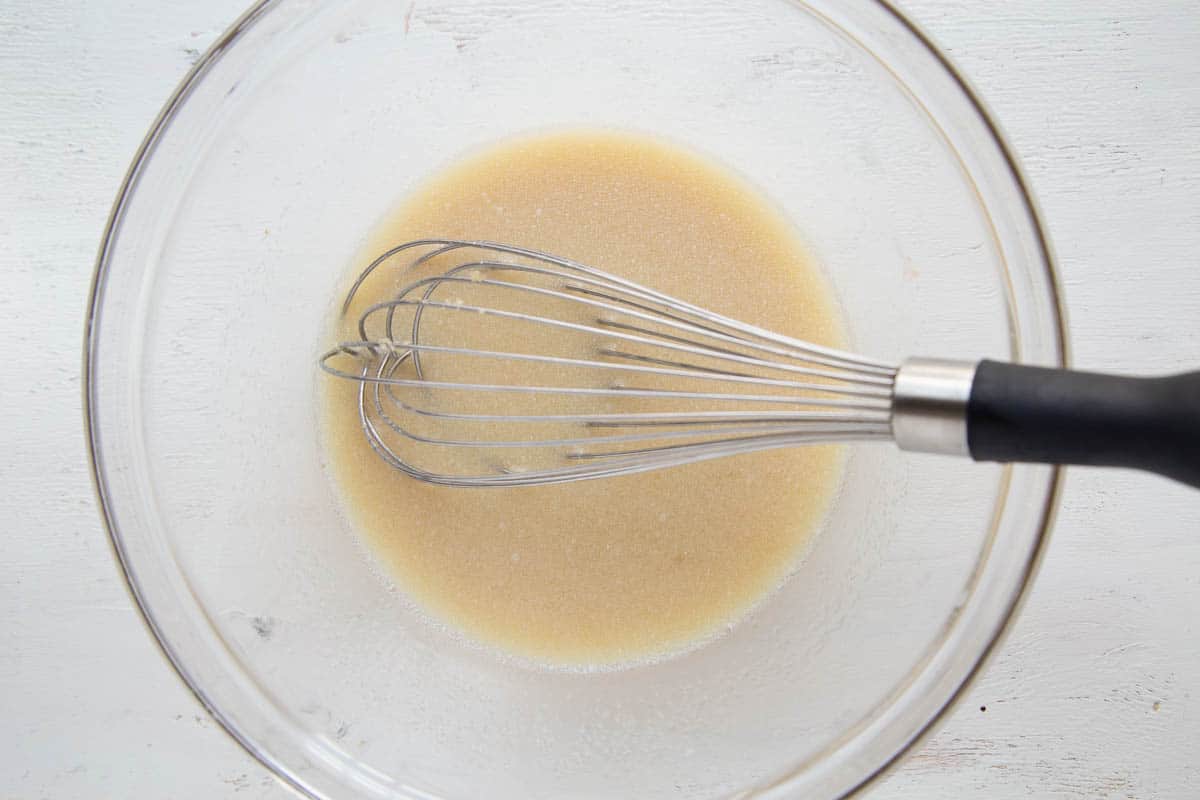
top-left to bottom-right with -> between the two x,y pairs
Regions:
321,130 -> 846,666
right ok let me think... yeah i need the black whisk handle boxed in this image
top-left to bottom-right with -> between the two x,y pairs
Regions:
967,360 -> 1200,489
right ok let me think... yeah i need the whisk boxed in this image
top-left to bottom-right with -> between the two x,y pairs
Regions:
320,240 -> 1200,489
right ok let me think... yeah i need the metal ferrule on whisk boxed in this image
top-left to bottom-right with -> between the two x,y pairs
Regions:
890,358 -> 978,457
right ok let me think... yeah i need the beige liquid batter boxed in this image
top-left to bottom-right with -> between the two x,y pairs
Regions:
321,130 -> 845,666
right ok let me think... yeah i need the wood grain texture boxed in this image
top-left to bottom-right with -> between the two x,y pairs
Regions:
1,0 -> 1196,797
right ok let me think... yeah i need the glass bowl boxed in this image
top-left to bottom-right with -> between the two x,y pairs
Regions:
84,1 -> 1065,798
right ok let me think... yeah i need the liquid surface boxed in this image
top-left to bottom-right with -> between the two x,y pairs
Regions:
321,130 -> 845,666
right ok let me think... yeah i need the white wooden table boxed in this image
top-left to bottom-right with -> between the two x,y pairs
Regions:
3,1 -> 1197,797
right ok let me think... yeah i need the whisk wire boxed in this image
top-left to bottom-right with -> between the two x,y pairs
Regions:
322,240 -> 899,486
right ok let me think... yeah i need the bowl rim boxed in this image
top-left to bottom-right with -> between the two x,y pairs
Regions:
82,1 -> 1068,797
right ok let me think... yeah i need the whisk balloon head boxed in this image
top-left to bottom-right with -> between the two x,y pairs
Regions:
320,240 -> 897,487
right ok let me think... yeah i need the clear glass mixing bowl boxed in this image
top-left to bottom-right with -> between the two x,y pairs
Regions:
85,1 -> 1065,797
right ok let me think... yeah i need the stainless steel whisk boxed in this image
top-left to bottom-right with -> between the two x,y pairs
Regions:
320,240 -> 1200,489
